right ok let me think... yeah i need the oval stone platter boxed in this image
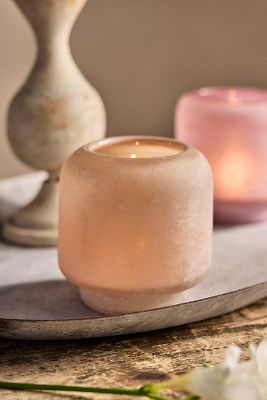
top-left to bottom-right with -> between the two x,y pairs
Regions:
0,173 -> 267,340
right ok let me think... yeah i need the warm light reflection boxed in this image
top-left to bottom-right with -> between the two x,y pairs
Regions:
130,154 -> 137,159
228,89 -> 240,106
199,88 -> 209,97
215,152 -> 254,199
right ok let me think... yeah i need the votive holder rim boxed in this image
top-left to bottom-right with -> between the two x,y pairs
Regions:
83,135 -> 188,161
178,85 -> 267,108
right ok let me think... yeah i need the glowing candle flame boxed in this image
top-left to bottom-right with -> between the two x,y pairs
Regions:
215,151 -> 254,199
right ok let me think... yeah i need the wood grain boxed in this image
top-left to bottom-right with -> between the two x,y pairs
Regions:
0,297 -> 267,400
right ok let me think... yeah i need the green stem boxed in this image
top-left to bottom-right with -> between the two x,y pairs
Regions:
0,381 -> 168,400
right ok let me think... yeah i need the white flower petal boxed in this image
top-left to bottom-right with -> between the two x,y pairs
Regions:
160,338 -> 267,400
255,339 -> 267,382
224,376 -> 259,400
188,366 -> 228,400
224,345 -> 241,370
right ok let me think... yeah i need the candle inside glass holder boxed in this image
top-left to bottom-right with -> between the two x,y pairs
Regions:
176,86 -> 267,224
91,139 -> 184,158
59,136 -> 213,315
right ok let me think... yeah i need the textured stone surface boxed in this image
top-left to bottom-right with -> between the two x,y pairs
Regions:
0,298 -> 267,399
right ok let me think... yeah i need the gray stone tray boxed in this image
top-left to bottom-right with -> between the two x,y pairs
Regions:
0,173 -> 267,340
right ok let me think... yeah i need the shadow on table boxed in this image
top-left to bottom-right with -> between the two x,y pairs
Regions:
0,280 -> 100,320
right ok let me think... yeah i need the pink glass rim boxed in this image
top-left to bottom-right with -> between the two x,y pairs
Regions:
180,86 -> 267,106
84,136 -> 187,160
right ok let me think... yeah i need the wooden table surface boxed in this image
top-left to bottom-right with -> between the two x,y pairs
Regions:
0,297 -> 267,400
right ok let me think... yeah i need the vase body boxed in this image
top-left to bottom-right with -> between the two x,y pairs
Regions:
58,136 -> 213,315
4,0 -> 106,246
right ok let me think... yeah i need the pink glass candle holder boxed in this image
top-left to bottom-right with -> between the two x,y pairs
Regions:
58,136 -> 213,315
176,87 -> 267,224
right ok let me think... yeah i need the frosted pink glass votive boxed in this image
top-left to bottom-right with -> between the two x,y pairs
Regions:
58,136 -> 213,315
176,87 -> 267,224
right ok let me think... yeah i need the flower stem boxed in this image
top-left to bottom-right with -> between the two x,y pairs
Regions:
0,381 -> 167,400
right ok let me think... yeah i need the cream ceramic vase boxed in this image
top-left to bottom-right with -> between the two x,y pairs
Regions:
3,0 -> 106,246
59,136 -> 213,315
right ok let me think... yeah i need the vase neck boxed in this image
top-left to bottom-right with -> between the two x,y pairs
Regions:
14,0 -> 87,53
36,31 -> 70,61
13,0 -> 88,88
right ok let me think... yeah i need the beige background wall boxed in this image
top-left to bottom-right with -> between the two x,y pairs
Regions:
1,0 -> 267,178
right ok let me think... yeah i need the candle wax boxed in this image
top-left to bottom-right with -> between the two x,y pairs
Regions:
92,139 -> 185,159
